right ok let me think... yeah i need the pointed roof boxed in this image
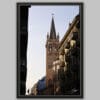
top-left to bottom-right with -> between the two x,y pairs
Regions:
50,14 -> 56,39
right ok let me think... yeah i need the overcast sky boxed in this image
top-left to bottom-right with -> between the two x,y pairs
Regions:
26,5 -> 79,93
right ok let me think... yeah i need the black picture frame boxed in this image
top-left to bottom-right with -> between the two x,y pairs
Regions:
17,2 -> 84,98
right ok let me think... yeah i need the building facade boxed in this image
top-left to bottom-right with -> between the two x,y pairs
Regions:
45,14 -> 80,95
17,5 -> 30,95
57,14 -> 80,95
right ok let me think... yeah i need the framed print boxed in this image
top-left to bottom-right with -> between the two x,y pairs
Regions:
17,2 -> 83,98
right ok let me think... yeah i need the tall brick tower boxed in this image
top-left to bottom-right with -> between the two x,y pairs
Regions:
46,15 -> 59,87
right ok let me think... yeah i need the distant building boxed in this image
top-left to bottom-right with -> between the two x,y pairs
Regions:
45,15 -> 59,88
37,77 -> 46,91
30,77 -> 46,95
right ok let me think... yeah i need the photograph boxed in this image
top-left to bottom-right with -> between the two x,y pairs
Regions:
17,2 -> 83,98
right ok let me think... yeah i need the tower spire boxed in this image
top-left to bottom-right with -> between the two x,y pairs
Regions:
50,13 -> 56,39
